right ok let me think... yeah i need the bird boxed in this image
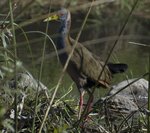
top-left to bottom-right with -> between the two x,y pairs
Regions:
44,8 -> 128,119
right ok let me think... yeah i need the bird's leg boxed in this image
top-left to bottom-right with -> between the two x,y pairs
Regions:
84,89 -> 94,119
78,88 -> 85,119
87,92 -> 94,113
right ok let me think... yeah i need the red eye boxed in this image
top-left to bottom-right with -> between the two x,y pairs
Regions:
59,13 -> 64,16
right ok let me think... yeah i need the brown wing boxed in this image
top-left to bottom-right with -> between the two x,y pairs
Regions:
68,38 -> 112,87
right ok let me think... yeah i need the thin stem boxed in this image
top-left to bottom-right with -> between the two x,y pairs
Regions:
79,0 -> 140,124
38,1 -> 94,132
9,0 -> 17,132
34,1 -> 52,133
148,51 -> 150,133
18,0 -> 114,28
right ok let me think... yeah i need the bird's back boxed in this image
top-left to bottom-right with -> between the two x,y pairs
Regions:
62,37 -> 112,88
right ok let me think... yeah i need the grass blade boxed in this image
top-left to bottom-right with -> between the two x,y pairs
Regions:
8,0 -> 18,132
38,1 -> 94,132
148,52 -> 150,133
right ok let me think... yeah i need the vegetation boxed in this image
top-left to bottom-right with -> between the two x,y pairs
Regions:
0,0 -> 150,132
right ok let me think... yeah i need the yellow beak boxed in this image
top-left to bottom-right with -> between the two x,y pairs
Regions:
44,14 -> 59,22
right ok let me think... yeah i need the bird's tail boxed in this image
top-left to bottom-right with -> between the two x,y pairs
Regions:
107,63 -> 128,74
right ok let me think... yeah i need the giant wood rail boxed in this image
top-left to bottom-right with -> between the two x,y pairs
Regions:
44,8 -> 128,119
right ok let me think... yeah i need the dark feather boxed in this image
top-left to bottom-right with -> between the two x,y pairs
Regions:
107,63 -> 128,74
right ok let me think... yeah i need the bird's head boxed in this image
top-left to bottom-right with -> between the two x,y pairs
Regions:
44,8 -> 71,23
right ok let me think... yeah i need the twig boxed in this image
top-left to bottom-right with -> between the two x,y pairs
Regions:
18,0 -> 115,28
38,1 -> 94,132
33,1 -> 53,133
78,0 -> 140,125
147,51 -> 150,133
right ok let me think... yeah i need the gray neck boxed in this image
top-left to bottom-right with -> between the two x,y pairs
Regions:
59,20 -> 70,36
57,20 -> 70,49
